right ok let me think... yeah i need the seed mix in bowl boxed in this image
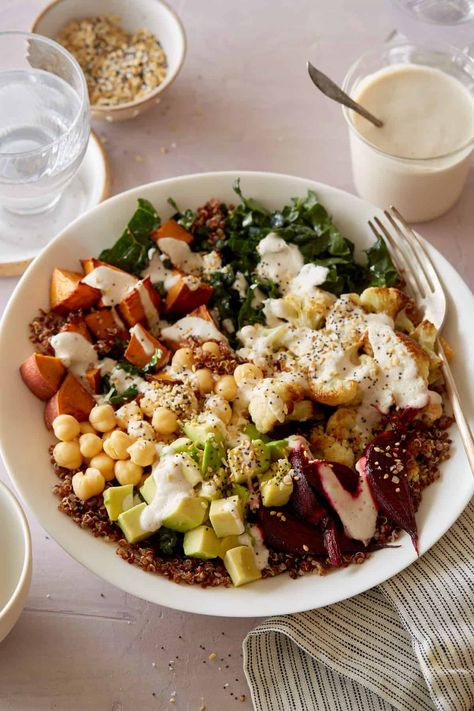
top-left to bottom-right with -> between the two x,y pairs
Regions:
57,16 -> 167,106
20,181 -> 452,588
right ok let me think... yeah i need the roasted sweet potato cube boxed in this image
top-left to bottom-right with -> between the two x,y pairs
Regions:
118,276 -> 161,329
124,324 -> 169,369
147,371 -> 179,384
189,304 -> 216,323
61,319 -> 92,342
44,373 -> 96,429
86,368 -> 102,394
19,353 -> 66,401
85,308 -> 128,341
165,276 -> 213,316
152,219 -> 193,244
50,268 -> 101,315
80,257 -> 130,276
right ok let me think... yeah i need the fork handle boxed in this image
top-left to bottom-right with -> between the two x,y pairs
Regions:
438,343 -> 474,476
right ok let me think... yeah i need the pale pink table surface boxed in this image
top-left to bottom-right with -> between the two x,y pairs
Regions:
0,1 -> 472,710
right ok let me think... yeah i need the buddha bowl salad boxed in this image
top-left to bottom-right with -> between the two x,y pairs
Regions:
21,181 -> 452,587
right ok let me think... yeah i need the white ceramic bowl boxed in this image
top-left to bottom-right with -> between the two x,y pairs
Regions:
32,0 -> 186,122
0,172 -> 473,617
0,481 -> 32,643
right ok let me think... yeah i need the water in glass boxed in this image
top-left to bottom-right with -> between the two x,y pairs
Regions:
0,68 -> 87,214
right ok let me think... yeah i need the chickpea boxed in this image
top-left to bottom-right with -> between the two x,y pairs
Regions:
103,430 -> 134,460
89,452 -> 115,481
52,414 -> 80,442
202,341 -> 220,357
127,419 -> 156,443
172,347 -> 194,369
72,468 -> 105,501
127,438 -> 156,467
53,441 -> 82,470
114,460 -> 143,487
89,404 -> 116,433
205,395 -> 232,425
233,363 -> 263,387
195,368 -> 214,395
79,422 -> 96,435
79,433 -> 103,459
215,374 -> 238,401
152,407 -> 178,435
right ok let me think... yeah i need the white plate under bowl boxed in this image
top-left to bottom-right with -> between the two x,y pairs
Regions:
0,171 -> 472,617
0,131 -> 110,277
0,480 -> 32,642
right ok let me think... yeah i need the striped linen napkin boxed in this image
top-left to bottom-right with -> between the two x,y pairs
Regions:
243,499 -> 474,711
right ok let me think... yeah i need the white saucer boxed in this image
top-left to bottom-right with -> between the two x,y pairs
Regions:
0,131 -> 110,277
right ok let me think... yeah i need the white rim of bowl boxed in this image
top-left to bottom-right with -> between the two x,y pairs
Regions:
0,480 -> 31,622
31,0 -> 187,113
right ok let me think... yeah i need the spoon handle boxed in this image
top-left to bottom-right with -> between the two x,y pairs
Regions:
307,62 -> 384,128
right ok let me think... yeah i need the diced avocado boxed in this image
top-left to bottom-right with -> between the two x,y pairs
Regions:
183,418 -> 223,446
183,525 -> 220,559
180,454 -> 203,486
103,484 -> 134,521
228,439 -> 271,483
260,459 -> 294,507
266,439 -> 289,460
209,495 -> 245,538
167,436 -> 192,453
286,400 -> 313,422
219,535 -> 240,559
201,437 -> 225,475
140,475 -> 156,504
117,502 -> 150,544
224,546 -> 262,587
232,483 -> 250,510
244,422 -> 269,443
162,496 -> 209,532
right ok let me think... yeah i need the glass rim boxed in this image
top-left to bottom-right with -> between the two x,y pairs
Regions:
341,39 -> 474,163
0,30 -> 89,159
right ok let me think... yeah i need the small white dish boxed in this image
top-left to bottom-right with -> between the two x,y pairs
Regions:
32,0 -> 186,122
0,130 -> 110,277
0,172 -> 472,617
0,480 -> 32,643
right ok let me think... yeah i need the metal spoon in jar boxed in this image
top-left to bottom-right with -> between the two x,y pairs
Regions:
307,61 -> 384,128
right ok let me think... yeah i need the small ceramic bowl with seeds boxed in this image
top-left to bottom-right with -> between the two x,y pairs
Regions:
32,0 -> 186,122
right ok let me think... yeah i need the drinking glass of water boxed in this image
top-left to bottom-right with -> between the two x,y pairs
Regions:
0,32 -> 89,216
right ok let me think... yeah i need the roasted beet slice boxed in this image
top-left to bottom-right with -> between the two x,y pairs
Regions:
321,516 -> 343,567
289,447 -> 327,525
361,425 -> 418,553
258,506 -> 326,557
257,507 -> 378,562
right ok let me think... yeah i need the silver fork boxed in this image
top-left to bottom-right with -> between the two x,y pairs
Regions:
368,206 -> 474,475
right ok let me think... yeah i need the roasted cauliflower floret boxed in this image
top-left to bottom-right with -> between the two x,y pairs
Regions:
248,373 -> 306,433
394,307 -> 415,333
309,426 -> 355,468
325,407 -> 357,441
360,287 -> 407,320
418,390 -> 443,424
410,320 -> 442,382
115,400 -> 143,429
324,293 -> 367,347
396,332 -> 430,381
140,381 -> 198,418
265,290 -> 336,330
308,376 -> 360,407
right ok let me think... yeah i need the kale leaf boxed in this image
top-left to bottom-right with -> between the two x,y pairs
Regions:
365,236 -> 400,288
156,527 -> 180,555
167,197 -> 196,232
105,385 -> 139,406
99,198 -> 160,275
